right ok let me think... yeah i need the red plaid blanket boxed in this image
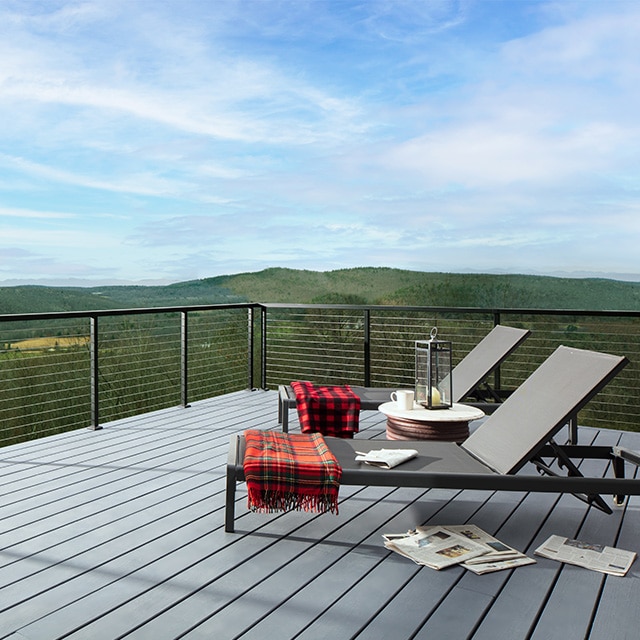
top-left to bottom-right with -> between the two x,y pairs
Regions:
291,381 -> 361,438
243,429 -> 341,514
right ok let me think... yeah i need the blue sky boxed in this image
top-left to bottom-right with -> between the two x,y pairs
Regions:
1,0 -> 640,285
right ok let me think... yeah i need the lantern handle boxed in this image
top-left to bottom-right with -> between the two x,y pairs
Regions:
430,327 -> 438,340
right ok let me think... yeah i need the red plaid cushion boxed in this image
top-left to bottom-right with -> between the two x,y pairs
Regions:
291,381 -> 361,438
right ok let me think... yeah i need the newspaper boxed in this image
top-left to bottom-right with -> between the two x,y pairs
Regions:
383,524 -> 534,572
534,534 -> 636,576
446,524 -> 536,574
355,448 -> 418,468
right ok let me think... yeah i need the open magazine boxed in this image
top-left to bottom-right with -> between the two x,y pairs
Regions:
534,535 -> 636,576
383,524 -> 535,573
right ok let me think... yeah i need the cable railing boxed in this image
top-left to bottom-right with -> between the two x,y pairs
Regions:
1,303 -> 639,448
0,304 -> 257,447
261,304 -> 640,434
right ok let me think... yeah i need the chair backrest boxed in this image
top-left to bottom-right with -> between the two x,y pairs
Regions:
452,325 -> 531,401
462,346 -> 628,475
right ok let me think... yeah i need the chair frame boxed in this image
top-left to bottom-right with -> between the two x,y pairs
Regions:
226,346 -> 637,533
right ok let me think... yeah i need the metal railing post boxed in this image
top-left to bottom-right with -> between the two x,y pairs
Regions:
247,306 -> 255,390
261,306 -> 267,389
493,310 -> 502,394
181,311 -> 190,407
364,308 -> 371,386
89,315 -> 101,430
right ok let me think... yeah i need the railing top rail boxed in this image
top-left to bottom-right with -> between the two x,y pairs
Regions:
258,303 -> 640,318
0,302 -> 260,323
1,302 -> 639,324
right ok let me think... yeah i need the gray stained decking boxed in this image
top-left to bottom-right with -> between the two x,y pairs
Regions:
1,389 -> 640,640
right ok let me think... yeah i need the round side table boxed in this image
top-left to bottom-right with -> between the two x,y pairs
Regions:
378,402 -> 485,442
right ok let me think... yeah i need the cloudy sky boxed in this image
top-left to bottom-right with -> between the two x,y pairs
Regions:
1,0 -> 640,285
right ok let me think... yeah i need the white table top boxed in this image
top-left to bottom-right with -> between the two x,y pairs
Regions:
378,401 -> 485,422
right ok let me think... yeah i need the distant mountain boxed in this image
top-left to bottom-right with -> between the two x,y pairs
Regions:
0,285 -> 122,315
79,280 -> 244,309
201,267 -> 640,310
1,267 -> 639,314
0,280 -> 243,314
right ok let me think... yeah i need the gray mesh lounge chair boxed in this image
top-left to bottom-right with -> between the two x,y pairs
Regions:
227,345 -> 638,532
278,324 -> 531,432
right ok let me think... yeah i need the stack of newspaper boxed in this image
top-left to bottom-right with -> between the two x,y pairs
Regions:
534,535 -> 636,576
383,524 -> 535,573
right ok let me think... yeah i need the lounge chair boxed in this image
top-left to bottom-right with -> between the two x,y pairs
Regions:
226,345 -> 638,532
277,324 -> 531,432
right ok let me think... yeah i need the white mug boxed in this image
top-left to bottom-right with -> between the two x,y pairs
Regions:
390,389 -> 414,410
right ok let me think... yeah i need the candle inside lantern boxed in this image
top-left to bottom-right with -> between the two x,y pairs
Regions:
430,387 -> 441,406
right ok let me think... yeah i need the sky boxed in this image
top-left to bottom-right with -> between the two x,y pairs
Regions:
1,0 -> 640,286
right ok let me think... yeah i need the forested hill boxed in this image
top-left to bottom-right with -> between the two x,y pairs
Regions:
213,268 -> 640,309
1,267 -> 640,313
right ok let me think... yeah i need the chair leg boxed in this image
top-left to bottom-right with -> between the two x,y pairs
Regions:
225,467 -> 237,533
611,446 -> 640,507
567,413 -> 579,445
278,385 -> 290,432
532,443 -> 613,515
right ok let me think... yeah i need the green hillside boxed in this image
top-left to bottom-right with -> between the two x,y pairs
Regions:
206,267 -> 640,310
210,267 -> 423,304
0,285 -> 121,314
1,268 -> 640,313
0,280 -> 243,314
79,280 -> 244,309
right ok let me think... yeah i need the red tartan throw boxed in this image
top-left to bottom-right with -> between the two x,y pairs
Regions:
244,429 -> 342,514
291,381 -> 361,438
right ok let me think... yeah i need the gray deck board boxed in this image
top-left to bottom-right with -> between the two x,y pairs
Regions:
470,427 -> 623,640
1,389 -> 639,639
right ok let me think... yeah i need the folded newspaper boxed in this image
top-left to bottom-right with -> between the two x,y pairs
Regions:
383,524 -> 535,572
534,535 -> 636,576
355,448 -> 418,469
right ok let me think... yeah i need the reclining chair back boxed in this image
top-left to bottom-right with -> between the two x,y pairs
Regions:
462,346 -> 628,475
451,324 -> 531,402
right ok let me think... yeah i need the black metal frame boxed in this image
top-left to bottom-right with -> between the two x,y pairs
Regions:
224,435 -> 640,533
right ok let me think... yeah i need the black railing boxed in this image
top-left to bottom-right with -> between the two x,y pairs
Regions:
0,303 -> 259,444
260,304 -> 640,434
1,303 -> 639,447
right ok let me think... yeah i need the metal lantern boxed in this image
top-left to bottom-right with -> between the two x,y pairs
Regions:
415,327 -> 453,410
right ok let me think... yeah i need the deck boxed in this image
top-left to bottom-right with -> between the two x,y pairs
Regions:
1,389 -> 639,640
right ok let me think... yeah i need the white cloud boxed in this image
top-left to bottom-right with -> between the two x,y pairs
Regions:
362,0 -> 470,41
502,6 -> 640,81
0,16 -> 366,148
369,2 -> 640,211
1,0 -> 639,283
383,120 -> 626,188
0,206 -> 75,219
0,155 -> 189,198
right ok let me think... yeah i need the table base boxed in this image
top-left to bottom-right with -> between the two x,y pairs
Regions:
385,416 -> 470,442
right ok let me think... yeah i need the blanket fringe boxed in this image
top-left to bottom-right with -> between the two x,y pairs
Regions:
248,489 -> 339,515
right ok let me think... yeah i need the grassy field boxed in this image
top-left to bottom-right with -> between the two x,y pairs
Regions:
8,336 -> 89,351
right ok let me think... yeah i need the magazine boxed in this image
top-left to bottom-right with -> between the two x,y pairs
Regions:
534,535 -> 636,576
383,524 -> 533,572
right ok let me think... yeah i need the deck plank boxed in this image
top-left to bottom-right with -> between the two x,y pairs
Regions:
0,389 -> 639,639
